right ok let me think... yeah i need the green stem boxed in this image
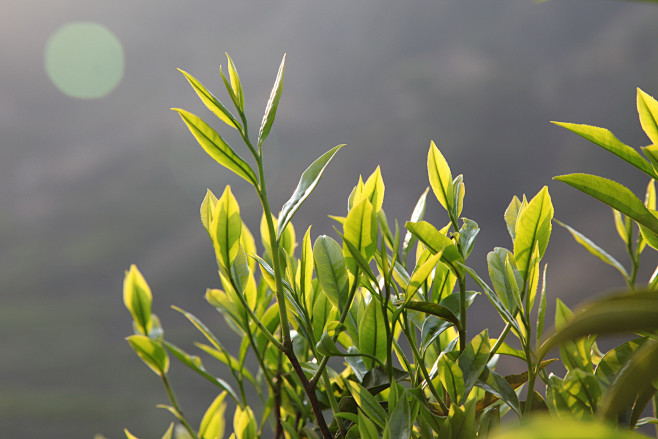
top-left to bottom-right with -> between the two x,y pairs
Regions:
322,370 -> 347,439
402,319 -> 449,414
457,275 -> 467,353
161,374 -> 198,439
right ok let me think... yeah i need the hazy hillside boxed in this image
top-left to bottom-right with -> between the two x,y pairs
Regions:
1,0 -> 658,436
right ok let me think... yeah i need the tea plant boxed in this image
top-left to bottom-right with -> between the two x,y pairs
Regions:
122,55 -> 658,438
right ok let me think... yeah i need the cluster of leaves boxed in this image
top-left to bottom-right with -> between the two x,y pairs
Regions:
122,55 -> 658,439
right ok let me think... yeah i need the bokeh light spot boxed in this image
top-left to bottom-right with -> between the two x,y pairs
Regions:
45,22 -> 124,99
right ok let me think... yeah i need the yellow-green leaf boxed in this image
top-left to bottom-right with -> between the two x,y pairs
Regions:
172,108 -> 257,186
427,141 -> 453,212
513,186 -> 553,284
178,69 -> 241,130
343,198 -> 378,274
126,334 -> 169,376
123,265 -> 152,336
637,88 -> 658,145
211,186 -> 242,274
258,54 -> 285,148
199,392 -> 228,439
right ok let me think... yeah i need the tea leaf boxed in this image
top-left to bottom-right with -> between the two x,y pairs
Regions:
359,299 -> 387,368
555,219 -> 628,279
504,196 -> 522,241
178,69 -> 241,131
225,53 -> 244,112
595,336 -> 648,388
313,235 -> 349,311
427,141 -> 454,212
539,291 -> 658,359
211,186 -> 242,274
476,367 -> 522,416
554,173 -> 658,236
405,220 -> 464,274
402,187 -> 430,260
199,392 -> 227,439
343,198 -> 378,274
345,379 -> 388,428
200,189 -> 219,236
436,352 -> 465,404
258,54 -> 286,148
600,339 -> 658,422
458,330 -> 491,403
487,248 -> 521,315
513,186 -> 553,284
277,144 -> 344,239
553,121 -> 657,179
385,393 -> 411,439
352,166 -> 385,213
637,88 -> 658,144
123,265 -> 153,336
358,410 -> 379,439
405,250 -> 443,304
233,405 -> 257,439
126,335 -> 169,376
404,301 -> 460,330
172,109 -> 257,186
489,416 -> 647,439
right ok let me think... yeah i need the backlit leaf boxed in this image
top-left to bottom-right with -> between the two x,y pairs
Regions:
313,235 -> 349,311
123,265 -> 153,336
554,173 -> 658,236
553,121 -> 657,179
211,186 -> 242,274
126,335 -> 169,376
555,219 -> 628,279
178,69 -> 241,130
225,53 -> 244,112
427,141 -> 454,212
513,186 -> 553,284
637,88 -> 658,144
172,109 -> 257,185
199,392 -> 227,439
343,198 -> 378,274
258,54 -> 286,148
277,144 -> 344,239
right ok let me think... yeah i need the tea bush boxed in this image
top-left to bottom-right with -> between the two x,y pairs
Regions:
122,54 -> 658,439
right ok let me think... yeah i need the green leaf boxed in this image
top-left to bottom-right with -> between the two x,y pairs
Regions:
487,248 -> 522,315
199,392 -> 227,439
172,108 -> 257,186
637,88 -> 658,144
405,220 -> 464,274
258,54 -> 286,148
178,69 -> 241,131
476,367 -> 522,416
126,335 -> 169,376
553,121 -> 657,179
343,198 -> 378,274
345,379 -> 388,428
595,336 -> 648,388
313,235 -> 350,311
385,392 -> 411,439
233,405 -> 257,439
488,416 -> 647,439
458,218 -> 479,259
358,410 -> 379,439
600,339 -> 658,422
402,187 -> 430,260
555,299 -> 593,373
555,173 -> 658,236
405,250 -> 443,305
225,53 -> 244,112
504,196 -> 523,241
277,145 -> 344,239
555,219 -> 628,279
359,299 -> 387,368
200,189 -> 218,236
436,352 -> 465,404
513,186 -> 553,284
539,291 -> 658,359
458,330 -> 491,403
478,406 -> 500,439
211,186 -> 242,274
427,141 -> 454,212
453,174 -> 466,219
404,301 -> 461,330
352,166 -> 386,213
123,265 -> 153,336
160,423 -> 174,439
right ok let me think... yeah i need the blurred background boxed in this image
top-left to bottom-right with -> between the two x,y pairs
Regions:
2,0 -> 658,437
